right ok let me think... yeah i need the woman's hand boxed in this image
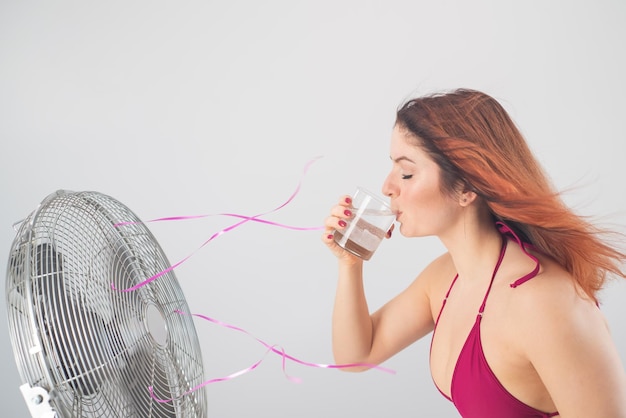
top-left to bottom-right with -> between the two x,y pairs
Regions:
323,194 -> 395,263
322,195 -> 362,264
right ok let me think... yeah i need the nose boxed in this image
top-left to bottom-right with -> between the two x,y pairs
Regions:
382,171 -> 396,198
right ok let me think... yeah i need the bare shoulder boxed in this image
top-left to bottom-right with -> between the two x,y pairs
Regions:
411,251 -> 458,317
394,251 -> 455,308
417,251 -> 456,291
507,255 -> 610,349
508,255 -> 626,416
508,255 -> 603,329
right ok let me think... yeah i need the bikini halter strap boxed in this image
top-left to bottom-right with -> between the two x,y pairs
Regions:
496,222 -> 541,288
434,222 -> 542,326
478,237 -> 508,315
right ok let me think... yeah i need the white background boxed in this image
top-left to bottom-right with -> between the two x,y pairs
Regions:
1,1 -> 625,417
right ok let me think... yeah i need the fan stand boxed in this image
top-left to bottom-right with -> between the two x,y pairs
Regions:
20,383 -> 56,418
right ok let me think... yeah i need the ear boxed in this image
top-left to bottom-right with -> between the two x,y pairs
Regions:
459,190 -> 478,207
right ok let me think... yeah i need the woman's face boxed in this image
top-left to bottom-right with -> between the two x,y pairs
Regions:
382,125 -> 461,238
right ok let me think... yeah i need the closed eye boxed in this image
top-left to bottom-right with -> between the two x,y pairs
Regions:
402,174 -> 413,180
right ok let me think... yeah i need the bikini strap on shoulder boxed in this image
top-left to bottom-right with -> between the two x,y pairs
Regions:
496,222 -> 540,288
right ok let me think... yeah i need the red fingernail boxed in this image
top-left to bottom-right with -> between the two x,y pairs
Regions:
327,234 -> 334,240
344,209 -> 352,217
345,197 -> 352,204
338,220 -> 347,227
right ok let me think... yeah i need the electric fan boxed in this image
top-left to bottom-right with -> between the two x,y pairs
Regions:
5,190 -> 207,417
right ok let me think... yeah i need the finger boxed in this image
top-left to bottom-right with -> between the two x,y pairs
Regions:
386,224 -> 395,239
330,204 -> 354,219
340,195 -> 353,206
323,215 -> 349,232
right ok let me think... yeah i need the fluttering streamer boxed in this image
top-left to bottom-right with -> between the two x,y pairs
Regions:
112,156 -> 324,292
113,156 -> 396,402
148,310 -> 396,403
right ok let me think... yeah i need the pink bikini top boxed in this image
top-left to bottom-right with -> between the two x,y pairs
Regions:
431,223 -> 559,418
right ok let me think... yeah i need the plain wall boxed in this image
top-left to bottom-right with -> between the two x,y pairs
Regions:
1,1 -> 625,417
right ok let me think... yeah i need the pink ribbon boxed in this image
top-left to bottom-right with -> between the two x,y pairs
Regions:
107,156 -> 397,403
112,157 -> 324,292
148,310 -> 396,403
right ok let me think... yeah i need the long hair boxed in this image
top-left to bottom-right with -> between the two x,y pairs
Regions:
396,88 -> 625,302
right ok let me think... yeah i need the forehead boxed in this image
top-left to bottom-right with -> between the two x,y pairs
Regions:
389,125 -> 433,164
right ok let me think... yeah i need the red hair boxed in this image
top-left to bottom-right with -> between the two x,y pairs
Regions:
396,88 -> 625,302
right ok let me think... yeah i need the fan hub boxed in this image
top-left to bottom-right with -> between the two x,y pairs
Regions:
145,304 -> 168,346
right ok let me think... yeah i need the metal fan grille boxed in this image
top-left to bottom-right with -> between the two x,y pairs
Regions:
6,190 -> 207,417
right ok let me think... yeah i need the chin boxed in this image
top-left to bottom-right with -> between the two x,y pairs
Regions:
398,223 -> 417,237
400,223 -> 432,238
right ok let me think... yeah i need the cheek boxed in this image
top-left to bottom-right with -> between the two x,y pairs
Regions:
404,182 -> 441,211
401,185 -> 455,232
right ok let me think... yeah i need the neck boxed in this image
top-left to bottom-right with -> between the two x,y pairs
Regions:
440,208 -> 503,283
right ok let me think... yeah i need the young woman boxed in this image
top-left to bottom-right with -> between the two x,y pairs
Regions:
323,89 -> 626,417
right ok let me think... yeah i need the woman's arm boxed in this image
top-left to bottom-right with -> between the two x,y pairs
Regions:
330,259 -> 372,370
323,195 -> 438,370
324,200 -> 451,371
323,195 -> 374,368
330,257 -> 438,371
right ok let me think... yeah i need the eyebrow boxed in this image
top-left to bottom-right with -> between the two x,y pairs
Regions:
390,155 -> 416,164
